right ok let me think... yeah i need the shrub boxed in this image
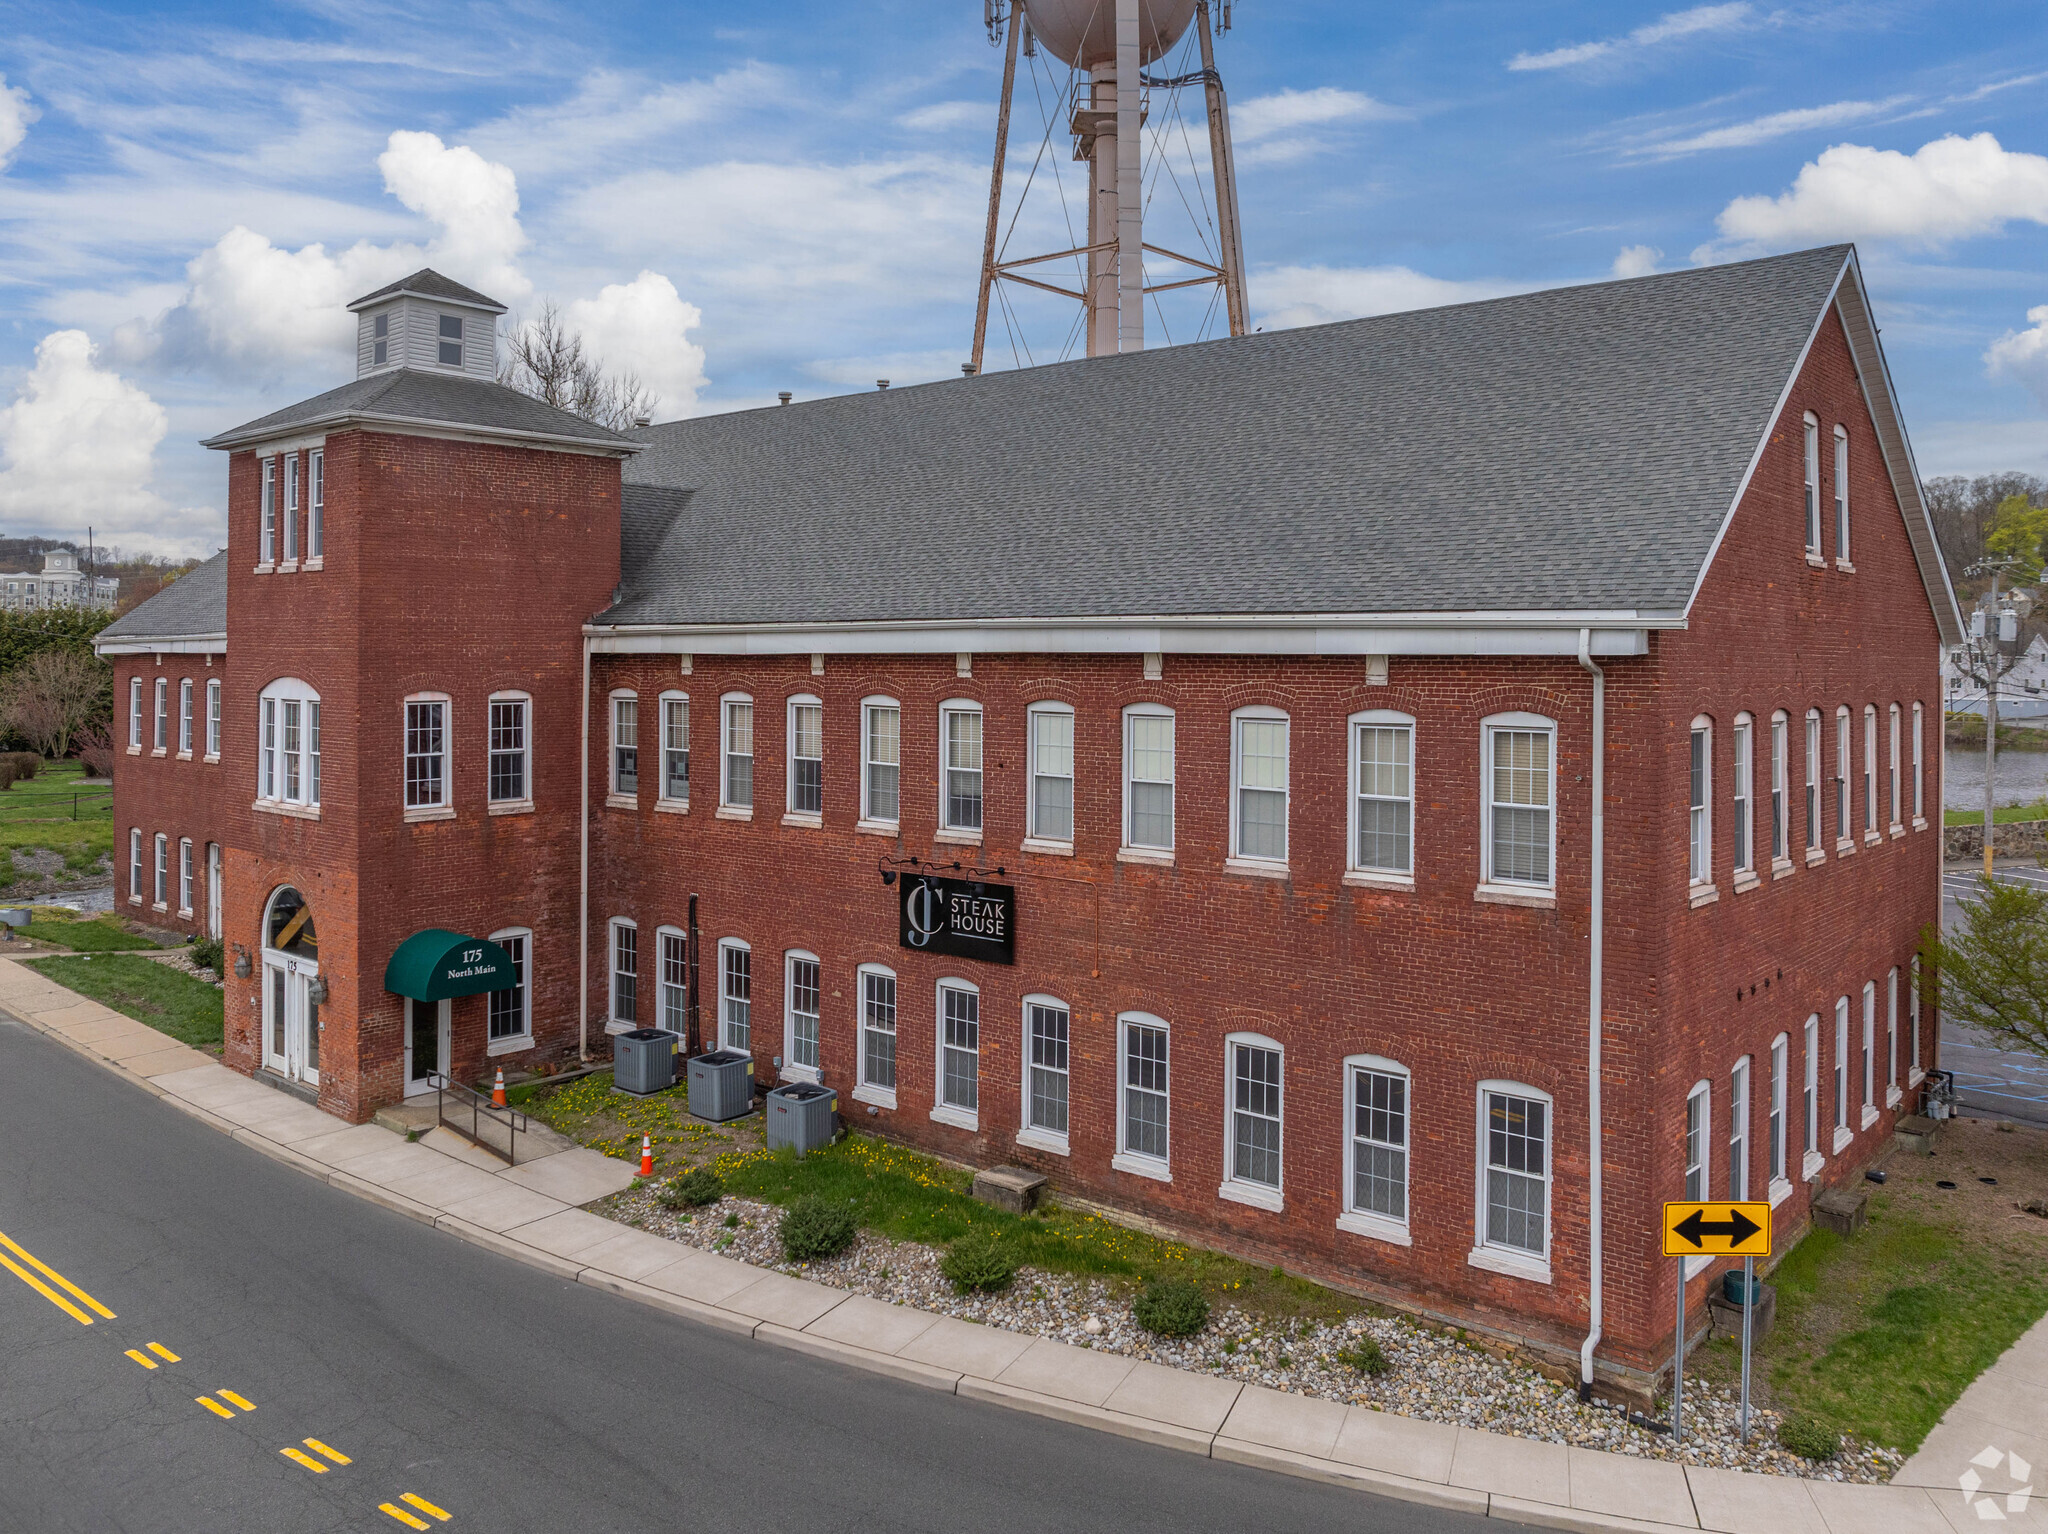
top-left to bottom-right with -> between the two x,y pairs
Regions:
76,725 -> 114,780
940,1227 -> 1019,1293
658,1166 -> 723,1210
1776,1411 -> 1841,1461
1336,1336 -> 1392,1376
6,752 -> 41,780
779,1194 -> 857,1261
1133,1277 -> 1210,1337
189,935 -> 224,974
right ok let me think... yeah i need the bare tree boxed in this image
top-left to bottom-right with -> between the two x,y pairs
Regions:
499,302 -> 657,432
0,649 -> 109,760
76,721 -> 116,779
1925,472 -> 2048,579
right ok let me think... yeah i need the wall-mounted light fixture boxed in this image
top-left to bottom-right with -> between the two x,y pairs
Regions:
231,945 -> 252,979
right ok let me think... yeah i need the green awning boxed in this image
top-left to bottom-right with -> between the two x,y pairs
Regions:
384,929 -> 515,1001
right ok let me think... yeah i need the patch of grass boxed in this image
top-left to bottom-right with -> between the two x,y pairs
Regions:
0,762 -> 112,887
25,954 -> 222,1053
1945,801 -> 2048,826
20,912 -> 156,951
523,1069 -> 741,1168
1946,713 -> 2048,751
1134,1276 -> 1211,1337
1337,1336 -> 1392,1376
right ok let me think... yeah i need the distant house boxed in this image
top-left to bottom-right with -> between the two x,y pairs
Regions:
0,549 -> 120,613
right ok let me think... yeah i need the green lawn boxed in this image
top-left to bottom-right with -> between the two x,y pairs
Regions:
0,761 -> 112,889
1945,802 -> 2048,826
25,954 -> 222,1053
19,910 -> 157,951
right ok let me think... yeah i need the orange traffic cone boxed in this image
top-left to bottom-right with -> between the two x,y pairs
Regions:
638,1133 -> 653,1177
492,1067 -> 506,1108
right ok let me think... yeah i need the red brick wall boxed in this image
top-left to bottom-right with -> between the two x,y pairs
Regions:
109,655 -> 227,936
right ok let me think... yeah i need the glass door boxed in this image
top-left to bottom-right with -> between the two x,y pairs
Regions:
262,956 -> 320,1086
404,996 -> 448,1098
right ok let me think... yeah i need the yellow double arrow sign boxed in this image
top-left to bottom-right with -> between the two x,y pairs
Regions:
1662,1201 -> 1771,1258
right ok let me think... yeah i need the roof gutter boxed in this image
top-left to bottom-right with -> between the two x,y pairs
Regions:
1577,627 -> 1606,1400
202,411 -> 645,457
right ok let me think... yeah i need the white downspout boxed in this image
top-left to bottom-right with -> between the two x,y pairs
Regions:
578,634 -> 592,1064
1577,627 -> 1605,1398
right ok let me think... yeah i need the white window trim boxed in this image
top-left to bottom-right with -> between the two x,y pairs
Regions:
609,689 -> 639,807
1861,980 -> 1880,1129
486,925 -> 535,1054
655,690 -> 689,812
1911,701 -> 1926,828
177,838 -> 194,917
1684,1078 -> 1712,1278
1885,966 -> 1902,1108
1024,702 -> 1076,850
1803,707 -> 1823,861
308,447 -> 324,563
719,692 -> 755,818
1120,702 -> 1176,862
152,833 -> 168,911
1338,1053 -> 1412,1246
1689,714 -> 1714,896
1470,1080 -> 1553,1284
1112,1011 -> 1172,1182
1833,997 -> 1853,1152
1802,1013 -> 1824,1179
1909,955 -> 1925,1086
1017,992 -> 1071,1155
1219,1031 -> 1285,1212
1834,706 -> 1853,853
1348,709 -> 1416,886
178,679 -> 194,759
1730,1056 -> 1752,1203
717,937 -> 752,1053
784,693 -> 824,827
607,917 -> 639,1033
1802,413 -> 1822,558
1731,712 -> 1756,886
259,457 -> 277,569
931,976 -> 981,1131
403,691 -> 453,821
281,451 -> 300,567
1888,703 -> 1903,834
153,677 -> 168,754
1768,1033 -> 1792,1207
1833,424 -> 1851,567
485,690 -> 534,815
654,924 -> 688,1038
1227,706 -> 1291,874
858,696 -> 902,832
129,677 -> 142,752
937,699 -> 985,843
128,828 -> 142,903
1478,711 -> 1558,902
853,961 -> 898,1109
783,948 -> 823,1082
256,677 -> 322,817
205,679 -> 222,761
1862,704 -> 1878,843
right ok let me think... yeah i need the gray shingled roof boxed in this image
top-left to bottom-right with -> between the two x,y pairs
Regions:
348,268 -> 505,312
96,549 -> 228,643
203,368 -> 639,451
604,246 -> 1857,627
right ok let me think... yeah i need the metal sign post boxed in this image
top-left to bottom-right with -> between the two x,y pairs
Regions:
1739,1254 -> 1755,1442
1661,1201 -> 1772,1451
1672,1257 -> 1685,1444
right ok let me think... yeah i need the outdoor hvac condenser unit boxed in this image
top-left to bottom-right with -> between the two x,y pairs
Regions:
688,1049 -> 756,1122
766,1082 -> 838,1156
613,1028 -> 678,1096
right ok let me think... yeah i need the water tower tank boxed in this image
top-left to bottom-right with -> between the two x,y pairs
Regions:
1021,0 -> 1197,69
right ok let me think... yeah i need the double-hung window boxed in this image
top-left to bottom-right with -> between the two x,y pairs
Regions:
1887,704 -> 1901,829
610,920 -> 637,1027
1476,1085 -> 1551,1276
206,680 -> 222,758
721,696 -> 754,810
1833,425 -> 1850,562
1803,1014 -> 1821,1167
1768,1034 -> 1788,1191
282,700 -> 303,801
1911,702 -> 1924,822
1862,705 -> 1877,836
941,703 -> 983,834
261,458 -> 277,564
308,449 -> 324,559
659,694 -> 688,804
1484,715 -> 1555,889
129,678 -> 142,750
786,951 -> 821,1076
1231,709 -> 1289,865
1123,705 -> 1175,853
1351,712 -> 1413,877
282,453 -> 299,563
720,940 -> 751,1051
259,680 -> 321,809
178,839 -> 194,915
178,680 -> 193,755
489,931 -> 530,1044
611,693 -> 639,798
1805,708 -> 1821,852
657,929 -> 687,1035
1886,967 -> 1900,1100
1027,703 -> 1074,843
1117,1015 -> 1170,1175
1909,956 -> 1923,1082
1861,981 -> 1876,1124
1769,710 -> 1788,863
1343,1058 -> 1410,1239
154,678 -> 168,751
438,313 -> 463,367
153,834 -> 167,907
862,700 -> 900,824
1834,707 -> 1851,845
858,966 -> 897,1099
1729,1059 -> 1750,1201
1833,997 -> 1851,1145
1224,1037 -> 1283,1206
405,697 -> 447,811
1684,1081 -> 1710,1201
489,694 -> 529,805
1731,714 -> 1753,877
1024,998 -> 1070,1143
128,829 -> 142,901
936,980 -> 980,1125
1688,719 -> 1711,886
1802,415 -> 1821,554
787,697 -> 823,818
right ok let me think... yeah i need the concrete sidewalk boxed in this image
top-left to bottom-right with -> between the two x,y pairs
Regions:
3,954 -> 2036,1534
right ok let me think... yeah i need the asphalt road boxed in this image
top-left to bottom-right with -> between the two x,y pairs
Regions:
0,1015 -> 1502,1534
1940,863 -> 2048,1128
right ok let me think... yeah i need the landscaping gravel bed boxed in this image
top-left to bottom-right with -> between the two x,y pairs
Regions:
599,1182 -> 1902,1483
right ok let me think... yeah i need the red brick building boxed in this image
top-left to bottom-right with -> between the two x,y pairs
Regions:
98,248 -> 1961,1400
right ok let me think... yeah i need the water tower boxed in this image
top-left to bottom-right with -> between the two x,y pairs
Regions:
970,0 -> 1249,370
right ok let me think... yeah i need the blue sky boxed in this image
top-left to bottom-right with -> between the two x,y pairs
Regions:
0,0 -> 2044,555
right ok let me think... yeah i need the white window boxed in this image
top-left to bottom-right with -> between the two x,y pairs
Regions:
1123,705 -> 1175,853
1802,414 -> 1821,553
1475,1084 -> 1551,1277
1684,1080 -> 1710,1202
1342,1057 -> 1410,1242
154,678 -> 167,750
179,680 -> 193,755
1909,956 -> 1923,1081
1888,704 -> 1901,828
128,828 -> 141,900
1862,705 -> 1877,834
178,839 -> 193,915
489,929 -> 532,1046
489,693 -> 529,805
1484,714 -> 1555,889
1023,996 -> 1070,1144
611,692 -> 639,798
1223,1035 -> 1283,1207
862,699 -> 900,824
721,695 -> 754,810
936,980 -> 980,1126
206,680 -> 221,759
787,696 -> 823,817
1231,709 -> 1289,864
858,965 -> 897,1101
1732,713 -> 1753,874
405,696 -> 447,810
786,951 -> 821,1077
1805,708 -> 1822,851
152,833 -> 167,906
941,703 -> 984,833
1027,703 -> 1074,843
258,679 -> 321,809
1833,425 -> 1850,562
1688,717 -> 1712,885
658,693 -> 689,804
1770,710 -> 1788,863
1729,1058 -> 1750,1201
657,927 -> 687,1036
437,312 -> 463,367
1861,980 -> 1876,1119
1887,967 -> 1900,1097
260,458 -> 276,564
1768,1034 -> 1788,1189
1911,702 -> 1924,822
1834,996 -> 1850,1139
1834,707 -> 1851,844
719,939 -> 751,1051
129,677 -> 142,749
1116,1014 -> 1170,1176
372,311 -> 388,366
610,919 -> 638,1027
1351,712 -> 1414,877
282,453 -> 299,563
1803,1013 -> 1821,1161
309,449 -> 324,558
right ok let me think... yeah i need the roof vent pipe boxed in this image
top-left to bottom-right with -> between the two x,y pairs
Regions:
961,363 -> 978,376
632,412 -> 652,428
777,391 -> 793,406
876,379 -> 891,390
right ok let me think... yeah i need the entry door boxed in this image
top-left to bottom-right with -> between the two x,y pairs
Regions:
262,959 -> 320,1086
403,997 -> 450,1098
206,845 -> 221,939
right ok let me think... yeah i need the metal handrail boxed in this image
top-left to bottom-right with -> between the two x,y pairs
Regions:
429,1072 -> 529,1165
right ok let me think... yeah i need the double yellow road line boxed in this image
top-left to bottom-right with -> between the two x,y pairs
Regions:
0,1227 -> 115,1325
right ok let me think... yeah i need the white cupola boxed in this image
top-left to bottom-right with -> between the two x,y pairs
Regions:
345,269 -> 507,381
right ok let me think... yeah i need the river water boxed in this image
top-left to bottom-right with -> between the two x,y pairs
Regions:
1946,746 -> 2048,809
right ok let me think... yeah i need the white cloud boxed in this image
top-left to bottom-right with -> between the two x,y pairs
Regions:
1612,245 -> 1662,279
1637,96 -> 1913,158
470,65 -> 784,179
0,75 -> 37,171
1708,133 -> 2048,253
1509,4 -> 1752,72
1251,264 -> 1524,331
377,130 -> 528,303
0,331 -> 218,555
1987,305 -> 2048,412
562,271 -> 709,419
896,101 -> 988,134
1232,88 -> 1404,142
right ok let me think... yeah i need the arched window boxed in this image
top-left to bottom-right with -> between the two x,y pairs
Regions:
258,678 -> 321,810
264,885 -> 317,958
